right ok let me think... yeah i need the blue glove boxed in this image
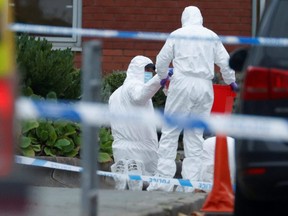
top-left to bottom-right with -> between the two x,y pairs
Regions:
230,82 -> 239,92
168,68 -> 173,77
160,78 -> 169,87
160,68 -> 173,87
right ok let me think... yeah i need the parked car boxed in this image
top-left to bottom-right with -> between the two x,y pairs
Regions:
229,0 -> 288,215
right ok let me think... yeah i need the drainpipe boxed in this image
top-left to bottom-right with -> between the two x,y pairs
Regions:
252,0 -> 267,36
251,0 -> 258,36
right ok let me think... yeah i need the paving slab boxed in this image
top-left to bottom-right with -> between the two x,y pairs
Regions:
22,187 -> 206,216
10,157 -> 207,216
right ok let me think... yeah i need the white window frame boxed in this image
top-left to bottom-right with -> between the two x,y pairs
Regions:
11,0 -> 82,51
47,0 -> 82,51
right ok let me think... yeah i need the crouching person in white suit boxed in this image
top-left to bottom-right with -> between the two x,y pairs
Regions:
199,136 -> 236,185
109,55 -> 163,191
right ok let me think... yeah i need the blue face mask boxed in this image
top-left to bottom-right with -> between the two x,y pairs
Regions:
144,72 -> 153,83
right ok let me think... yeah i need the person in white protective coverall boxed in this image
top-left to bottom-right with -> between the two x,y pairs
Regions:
109,55 -> 166,190
199,136 -> 236,185
147,6 -> 237,192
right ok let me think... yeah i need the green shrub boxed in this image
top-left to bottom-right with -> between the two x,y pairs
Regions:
16,34 -> 81,100
152,91 -> 166,109
101,71 -> 126,103
15,34 -> 112,163
98,127 -> 114,163
17,86 -> 113,162
18,118 -> 113,163
18,119 -> 81,157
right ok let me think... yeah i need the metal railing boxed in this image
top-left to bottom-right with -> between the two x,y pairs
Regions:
81,40 -> 102,216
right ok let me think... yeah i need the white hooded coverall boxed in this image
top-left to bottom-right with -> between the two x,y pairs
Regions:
148,6 -> 236,192
200,136 -> 236,184
109,55 -> 161,176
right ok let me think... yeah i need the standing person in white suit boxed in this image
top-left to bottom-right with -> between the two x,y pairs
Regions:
109,55 -> 163,190
147,6 -> 237,192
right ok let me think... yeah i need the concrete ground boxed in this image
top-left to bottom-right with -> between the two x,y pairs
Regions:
22,187 -> 206,216
3,157 -> 209,216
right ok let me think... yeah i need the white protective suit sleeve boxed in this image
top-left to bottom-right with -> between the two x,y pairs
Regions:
155,38 -> 174,80
123,55 -> 162,105
127,74 -> 162,105
214,38 -> 236,85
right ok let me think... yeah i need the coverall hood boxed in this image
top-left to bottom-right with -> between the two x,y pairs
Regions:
126,55 -> 153,83
181,6 -> 203,27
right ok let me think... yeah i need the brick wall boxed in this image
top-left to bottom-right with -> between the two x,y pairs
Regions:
75,0 -> 251,75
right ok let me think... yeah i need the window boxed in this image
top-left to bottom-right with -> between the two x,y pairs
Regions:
11,0 -> 82,50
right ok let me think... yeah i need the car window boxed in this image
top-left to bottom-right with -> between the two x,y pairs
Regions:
251,1 -> 288,69
268,1 -> 288,38
266,1 -> 288,61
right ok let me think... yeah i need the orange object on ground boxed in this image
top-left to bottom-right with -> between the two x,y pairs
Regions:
201,135 -> 235,213
201,84 -> 236,214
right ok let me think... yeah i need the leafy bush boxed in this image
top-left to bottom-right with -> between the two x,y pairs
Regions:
15,34 -> 112,163
101,71 -> 126,103
18,119 -> 113,163
16,34 -> 81,100
18,118 -> 113,163
98,127 -> 114,163
152,91 -> 166,109
18,119 -> 81,158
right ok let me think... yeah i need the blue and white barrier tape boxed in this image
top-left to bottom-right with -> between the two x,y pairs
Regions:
15,155 -> 213,192
16,97 -> 288,142
9,23 -> 288,47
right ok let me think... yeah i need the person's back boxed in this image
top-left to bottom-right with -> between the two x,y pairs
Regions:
147,6 -> 236,192
109,86 -> 157,148
157,6 -> 235,83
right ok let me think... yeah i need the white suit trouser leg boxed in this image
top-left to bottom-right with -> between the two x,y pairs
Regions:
148,77 -> 213,192
182,128 -> 204,181
157,125 -> 181,177
146,124 -> 181,192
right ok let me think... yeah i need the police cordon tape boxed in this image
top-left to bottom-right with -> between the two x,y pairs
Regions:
16,97 -> 288,142
15,155 -> 213,192
9,23 -> 288,47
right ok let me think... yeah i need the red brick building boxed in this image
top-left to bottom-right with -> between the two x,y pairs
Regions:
79,0 -> 255,75
13,0 -> 269,75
